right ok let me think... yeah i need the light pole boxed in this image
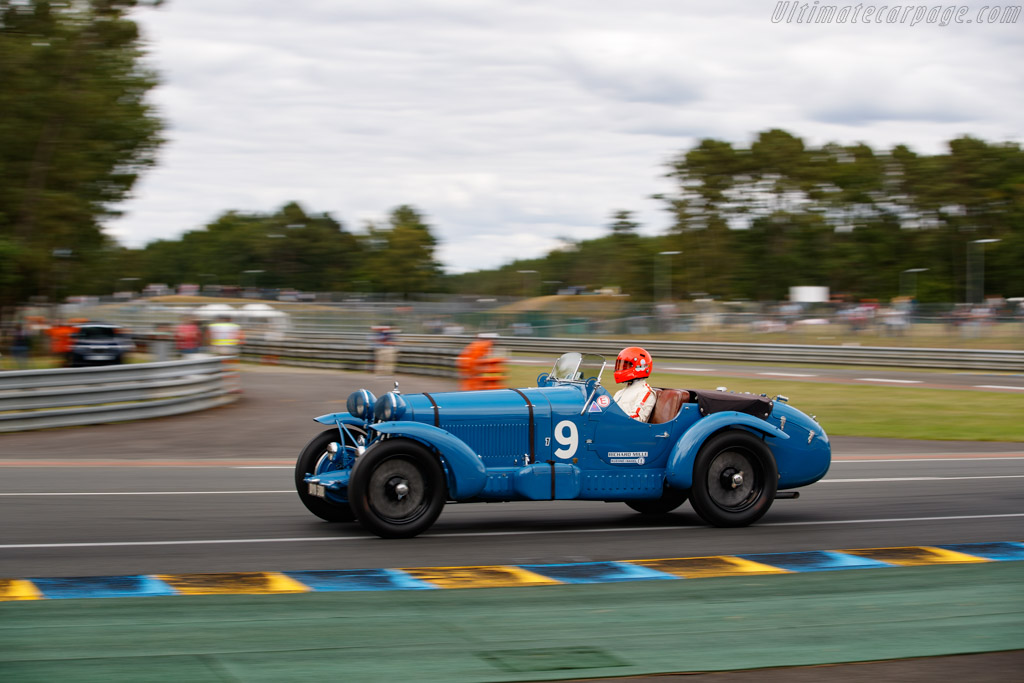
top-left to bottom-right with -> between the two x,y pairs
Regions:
199,274 -> 217,294
967,239 -> 1001,304
118,277 -> 140,298
657,251 -> 681,302
516,270 -> 537,298
243,269 -> 264,294
899,268 -> 928,300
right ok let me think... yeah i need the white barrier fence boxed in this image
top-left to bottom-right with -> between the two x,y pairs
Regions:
242,333 -> 1024,373
239,340 -> 461,377
0,355 -> 239,433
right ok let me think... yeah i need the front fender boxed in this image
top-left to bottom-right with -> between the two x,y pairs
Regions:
314,412 -> 364,427
313,412 -> 369,445
665,412 -> 789,490
369,422 -> 487,499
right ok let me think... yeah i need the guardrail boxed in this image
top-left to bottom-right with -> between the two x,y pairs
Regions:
0,355 -> 239,433
240,340 -> 460,377
240,333 -> 1024,373
467,336 -> 1024,372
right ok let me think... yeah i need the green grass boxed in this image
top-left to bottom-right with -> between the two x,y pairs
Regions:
503,365 -> 1024,442
0,356 -> 61,371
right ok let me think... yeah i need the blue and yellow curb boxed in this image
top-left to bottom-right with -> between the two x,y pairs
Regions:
2,542 -> 1021,601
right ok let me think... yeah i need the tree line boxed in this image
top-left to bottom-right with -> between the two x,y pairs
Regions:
453,130 -> 1023,305
125,202 -> 443,296
2,1 -> 1021,321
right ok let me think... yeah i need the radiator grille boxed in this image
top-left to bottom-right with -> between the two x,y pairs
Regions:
444,421 -> 529,467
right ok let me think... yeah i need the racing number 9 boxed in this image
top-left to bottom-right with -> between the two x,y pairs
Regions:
553,420 -> 578,459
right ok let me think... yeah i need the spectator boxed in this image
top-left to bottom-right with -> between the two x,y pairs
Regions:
372,325 -> 397,376
207,316 -> 242,355
175,317 -> 201,355
151,322 -> 174,362
10,322 -> 31,369
46,320 -> 75,366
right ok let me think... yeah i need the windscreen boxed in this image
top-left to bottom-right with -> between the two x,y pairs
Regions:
550,352 -> 606,383
550,353 -> 583,381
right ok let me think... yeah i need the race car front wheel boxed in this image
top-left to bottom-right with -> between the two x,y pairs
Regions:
349,439 -> 447,538
295,427 -> 364,523
690,431 -> 777,527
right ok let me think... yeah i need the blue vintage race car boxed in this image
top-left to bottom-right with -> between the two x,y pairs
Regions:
296,352 -> 831,538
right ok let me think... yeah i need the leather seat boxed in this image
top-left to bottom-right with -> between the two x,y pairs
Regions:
649,388 -> 689,424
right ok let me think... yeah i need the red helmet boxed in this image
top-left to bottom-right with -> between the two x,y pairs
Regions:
614,346 -> 653,383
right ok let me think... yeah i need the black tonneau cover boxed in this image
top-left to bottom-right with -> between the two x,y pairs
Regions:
690,389 -> 772,420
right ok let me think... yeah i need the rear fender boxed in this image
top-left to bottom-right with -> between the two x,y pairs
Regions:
369,422 -> 487,499
665,412 -> 789,490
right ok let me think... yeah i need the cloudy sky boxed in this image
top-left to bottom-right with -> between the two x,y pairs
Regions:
108,0 -> 1023,273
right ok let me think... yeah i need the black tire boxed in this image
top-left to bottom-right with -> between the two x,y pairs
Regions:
689,431 -> 777,527
348,439 -> 447,539
295,427 -> 364,522
625,486 -> 689,515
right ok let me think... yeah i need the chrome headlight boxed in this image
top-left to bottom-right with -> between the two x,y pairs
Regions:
346,389 -> 377,420
373,391 -> 407,422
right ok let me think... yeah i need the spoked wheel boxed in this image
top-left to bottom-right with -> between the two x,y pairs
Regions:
349,439 -> 446,538
295,427 -> 365,522
625,486 -> 688,515
690,431 -> 777,527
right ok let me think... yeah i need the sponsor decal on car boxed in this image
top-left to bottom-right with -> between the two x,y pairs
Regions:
608,451 -> 648,465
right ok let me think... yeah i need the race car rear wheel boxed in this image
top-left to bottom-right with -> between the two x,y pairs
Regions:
625,486 -> 688,515
690,431 -> 777,527
295,427 -> 364,523
349,439 -> 447,538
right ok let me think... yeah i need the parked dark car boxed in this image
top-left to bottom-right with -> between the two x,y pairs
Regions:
67,323 -> 134,367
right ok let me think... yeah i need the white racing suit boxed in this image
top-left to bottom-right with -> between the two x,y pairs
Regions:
613,379 -> 656,422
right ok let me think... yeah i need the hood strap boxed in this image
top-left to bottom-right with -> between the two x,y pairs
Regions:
509,388 -> 535,464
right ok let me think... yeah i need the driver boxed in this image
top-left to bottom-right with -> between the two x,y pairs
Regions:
613,346 -> 656,422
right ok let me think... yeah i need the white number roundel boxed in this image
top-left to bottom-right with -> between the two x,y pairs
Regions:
553,420 -> 578,459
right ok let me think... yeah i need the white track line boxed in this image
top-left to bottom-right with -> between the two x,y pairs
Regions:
833,456 -> 1024,462
822,475 -> 1024,483
0,490 -> 292,496
1,513 -> 1021,549
975,385 -> 1024,391
856,378 -> 922,384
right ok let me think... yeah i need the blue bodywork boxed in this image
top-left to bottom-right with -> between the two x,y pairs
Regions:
304,353 -> 831,510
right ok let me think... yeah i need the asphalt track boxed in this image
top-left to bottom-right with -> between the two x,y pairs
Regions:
1,365 -> 1022,681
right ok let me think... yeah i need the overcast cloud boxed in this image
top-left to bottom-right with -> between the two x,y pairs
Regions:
107,0 -> 1023,273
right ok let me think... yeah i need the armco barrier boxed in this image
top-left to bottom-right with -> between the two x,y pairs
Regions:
239,340 -> 460,377
240,334 -> 1024,373
0,355 -> 239,433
